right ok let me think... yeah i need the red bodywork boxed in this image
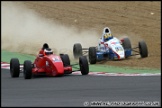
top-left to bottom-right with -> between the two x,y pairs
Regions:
32,54 -> 72,76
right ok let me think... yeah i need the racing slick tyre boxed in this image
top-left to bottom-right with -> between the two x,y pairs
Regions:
73,43 -> 83,59
89,47 -> 97,64
60,54 -> 70,66
139,41 -> 148,58
79,56 -> 89,75
10,58 -> 20,78
122,37 -> 132,58
122,37 -> 132,50
23,60 -> 32,79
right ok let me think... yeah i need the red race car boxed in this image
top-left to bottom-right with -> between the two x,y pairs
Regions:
10,43 -> 89,79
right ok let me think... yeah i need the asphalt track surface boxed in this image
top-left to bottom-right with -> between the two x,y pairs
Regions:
1,69 -> 161,107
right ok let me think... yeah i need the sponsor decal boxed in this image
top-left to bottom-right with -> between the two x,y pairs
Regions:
52,57 -> 61,62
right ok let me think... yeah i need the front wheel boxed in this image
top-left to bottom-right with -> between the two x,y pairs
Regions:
60,54 -> 70,66
23,60 -> 32,79
10,58 -> 20,78
79,56 -> 89,75
139,41 -> 148,58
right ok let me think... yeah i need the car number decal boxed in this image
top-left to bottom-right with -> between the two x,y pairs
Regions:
115,46 -> 123,52
52,57 -> 61,62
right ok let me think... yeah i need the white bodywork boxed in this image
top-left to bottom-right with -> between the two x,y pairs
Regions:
98,37 -> 125,59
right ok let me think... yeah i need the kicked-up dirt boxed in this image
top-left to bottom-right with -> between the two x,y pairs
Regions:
2,1 -> 161,69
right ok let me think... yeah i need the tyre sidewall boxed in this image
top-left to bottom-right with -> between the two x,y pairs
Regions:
89,47 -> 96,64
10,58 -> 20,77
139,41 -> 148,58
79,56 -> 89,75
24,60 -> 32,79
73,43 -> 82,59
60,54 -> 70,66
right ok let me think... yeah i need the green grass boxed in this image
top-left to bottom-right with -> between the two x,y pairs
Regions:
1,50 -> 160,74
1,50 -> 35,64
88,64 -> 160,73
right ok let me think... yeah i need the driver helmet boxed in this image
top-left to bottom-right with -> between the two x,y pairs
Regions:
103,27 -> 113,41
44,48 -> 53,55
42,43 -> 49,50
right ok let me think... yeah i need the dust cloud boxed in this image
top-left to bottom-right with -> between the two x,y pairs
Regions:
1,2 -> 99,59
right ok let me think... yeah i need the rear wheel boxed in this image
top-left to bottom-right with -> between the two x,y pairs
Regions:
89,47 -> 97,64
139,41 -> 148,58
10,58 -> 20,78
23,60 -> 32,79
73,43 -> 83,59
60,54 -> 70,66
79,56 -> 89,75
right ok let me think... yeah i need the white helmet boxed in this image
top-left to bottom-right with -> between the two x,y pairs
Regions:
103,27 -> 113,41
103,27 -> 111,34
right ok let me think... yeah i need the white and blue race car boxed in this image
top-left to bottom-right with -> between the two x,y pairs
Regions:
73,37 -> 148,64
